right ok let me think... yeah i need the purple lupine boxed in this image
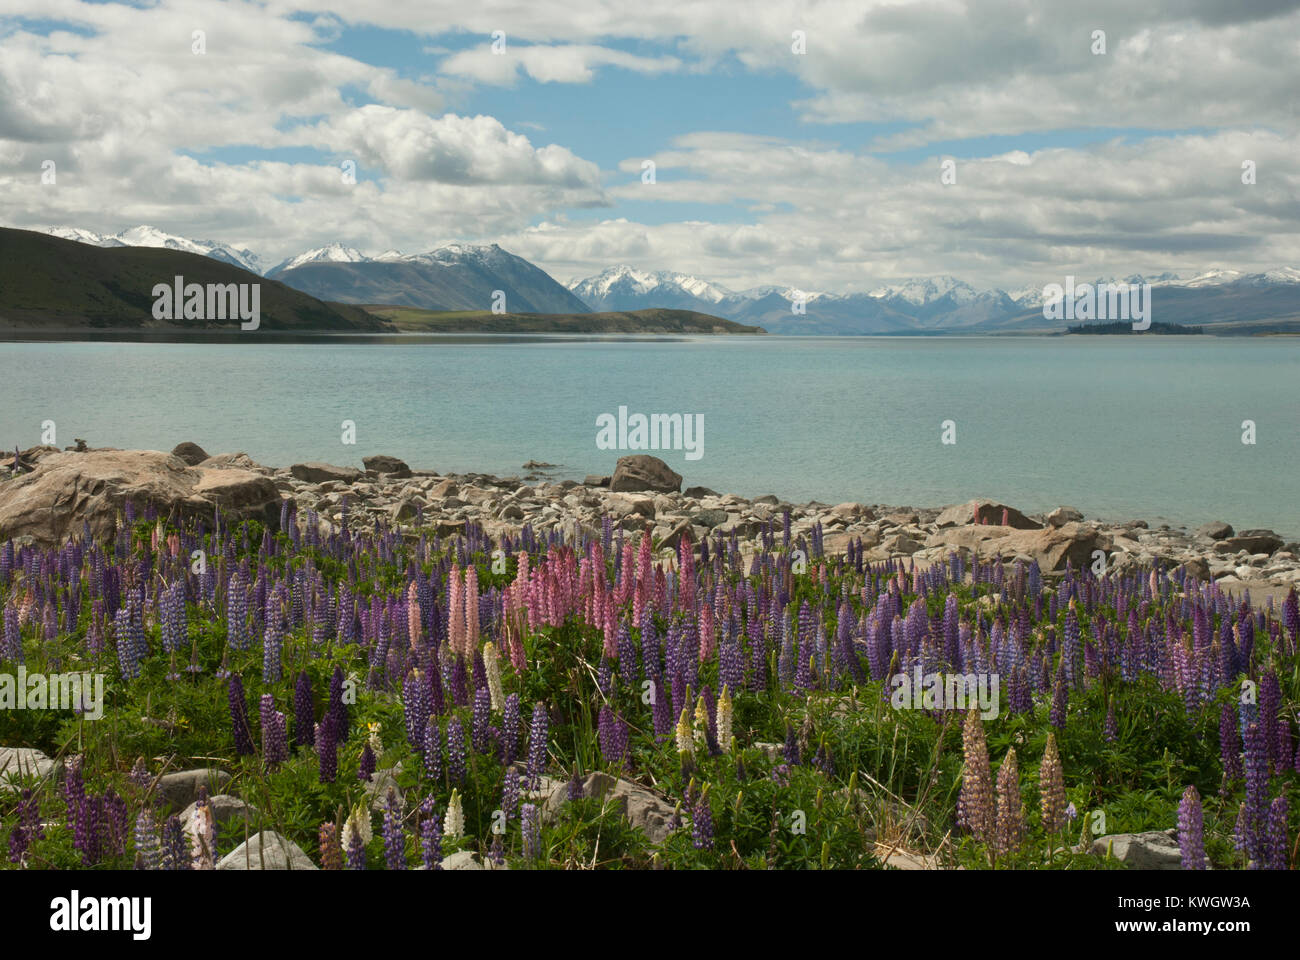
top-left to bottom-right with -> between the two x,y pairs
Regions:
526,702 -> 549,790
346,826 -> 366,870
358,743 -> 376,782
161,815 -> 190,871
316,719 -> 338,784
133,807 -> 161,870
472,686 -> 491,754
228,674 -> 254,756
1177,785 -> 1207,870
1239,721 -> 1269,867
160,581 -> 186,654
1048,668 -> 1068,730
262,589 -> 284,684
501,693 -> 521,764
447,715 -> 467,786
501,769 -> 521,824
382,789 -> 406,870
420,816 -> 443,870
260,694 -> 289,766
521,802 -> 541,861
403,669 -> 429,754
1265,795 -> 1289,871
294,670 -> 315,748
114,607 -> 140,680
423,717 -> 441,781
3,604 -> 23,663
692,788 -> 715,850
1219,702 -> 1243,784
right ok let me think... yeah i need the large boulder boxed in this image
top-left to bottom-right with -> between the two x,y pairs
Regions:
1194,521 -> 1234,540
0,747 -> 61,793
1223,530 -> 1284,556
609,455 -> 683,494
0,450 -> 281,547
170,441 -> 210,466
936,499 -> 1041,530
976,522 -> 1111,573
543,772 -> 677,843
157,768 -> 232,813
1089,830 -> 1182,869
216,831 -> 318,870
290,462 -> 362,484
362,455 -> 412,478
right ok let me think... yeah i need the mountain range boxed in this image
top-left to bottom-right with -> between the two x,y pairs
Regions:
0,229 -> 387,332
27,225 -> 1300,333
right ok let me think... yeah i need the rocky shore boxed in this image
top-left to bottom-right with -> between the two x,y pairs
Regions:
3,442 -> 1297,605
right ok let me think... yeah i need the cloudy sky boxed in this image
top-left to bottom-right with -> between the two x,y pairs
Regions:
1,0 -> 1297,290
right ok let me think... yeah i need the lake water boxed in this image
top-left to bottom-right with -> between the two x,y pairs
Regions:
2,335 -> 1297,538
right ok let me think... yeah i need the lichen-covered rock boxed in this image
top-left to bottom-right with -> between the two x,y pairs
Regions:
217,831 -> 318,870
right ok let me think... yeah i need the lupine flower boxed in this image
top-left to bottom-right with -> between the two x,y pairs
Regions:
444,789 -> 465,839
316,719 -> 338,784
259,694 -> 289,767
994,747 -> 1024,856
502,693 -> 521,764
133,808 -> 161,870
526,702 -> 549,790
1220,701 -> 1243,784
675,708 -> 694,755
1265,795 -> 1289,871
521,802 -> 540,860
447,715 -> 467,786
715,685 -> 733,752
228,674 -> 254,756
692,786 -> 715,850
319,823 -> 342,870
1039,733 -> 1067,834
189,788 -> 216,869
958,709 -> 995,844
294,670 -> 315,749
358,743 -> 376,782
382,789 -> 406,870
420,816 -> 443,870
483,641 -> 504,711
1177,785 -> 1207,870
161,815 -> 190,871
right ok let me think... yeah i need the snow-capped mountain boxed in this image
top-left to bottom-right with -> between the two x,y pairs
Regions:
568,264 -> 735,311
564,264 -> 1300,333
269,242 -> 591,314
269,242 -> 367,274
867,275 -> 980,305
43,224 -> 265,274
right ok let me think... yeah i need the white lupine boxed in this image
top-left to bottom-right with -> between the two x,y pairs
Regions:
444,789 -> 464,838
716,686 -> 733,753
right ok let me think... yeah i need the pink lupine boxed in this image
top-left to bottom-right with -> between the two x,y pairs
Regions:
465,565 -> 480,648
407,580 -> 421,649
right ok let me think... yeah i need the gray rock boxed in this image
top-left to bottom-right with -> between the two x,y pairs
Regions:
390,497 -> 423,522
180,795 -> 258,840
544,772 -> 677,844
609,455 -> 683,494
583,475 -> 611,488
217,831 -> 318,870
158,768 -> 232,812
753,494 -> 779,505
683,485 -> 719,499
428,479 -> 460,499
170,441 -> 210,465
290,462 -> 362,484
439,850 -> 507,870
692,508 -> 730,529
1194,521 -> 1234,540
1089,829 -> 1182,869
363,455 -> 412,478
1046,506 -> 1084,527
0,747 -> 61,792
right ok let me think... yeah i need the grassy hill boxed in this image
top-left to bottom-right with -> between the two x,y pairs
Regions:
0,228 -> 390,332
366,305 -> 767,334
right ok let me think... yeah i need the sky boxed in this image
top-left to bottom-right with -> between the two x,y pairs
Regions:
1,0 -> 1297,291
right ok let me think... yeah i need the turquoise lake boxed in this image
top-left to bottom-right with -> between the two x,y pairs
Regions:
2,335 -> 1297,538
